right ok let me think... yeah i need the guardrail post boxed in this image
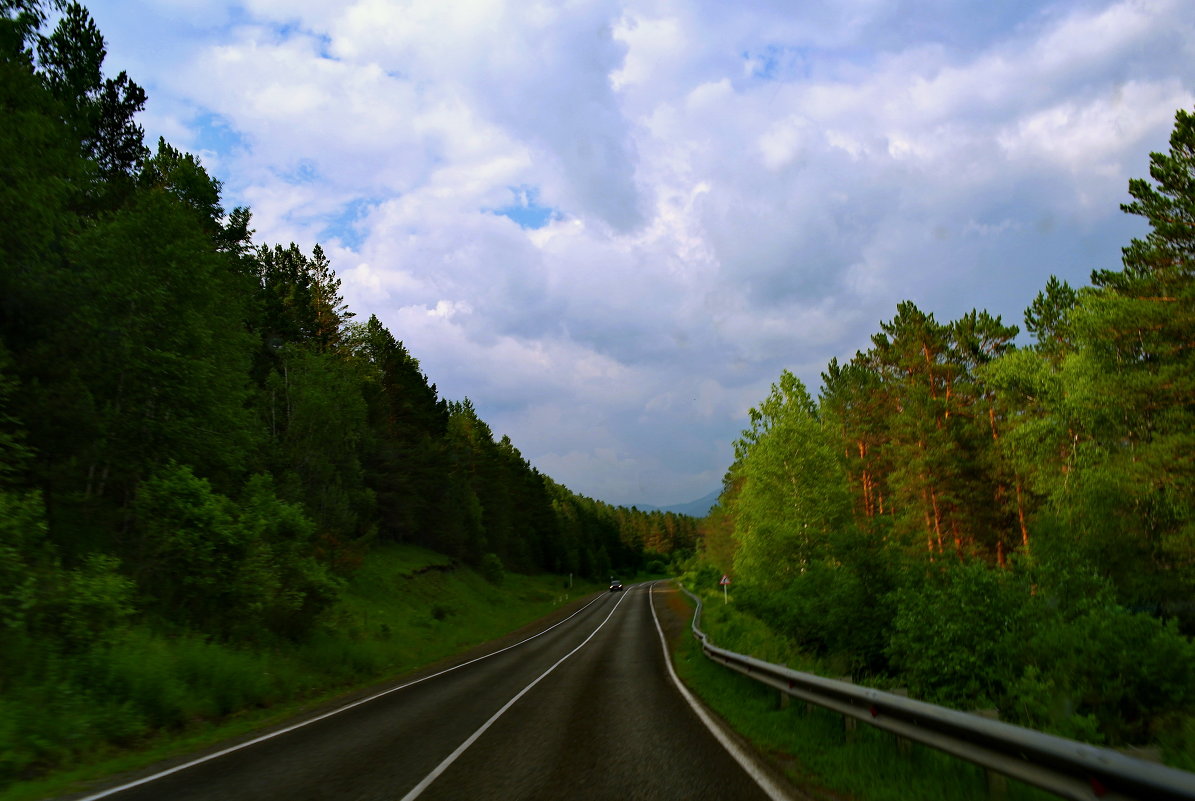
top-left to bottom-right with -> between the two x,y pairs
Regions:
836,677 -> 858,740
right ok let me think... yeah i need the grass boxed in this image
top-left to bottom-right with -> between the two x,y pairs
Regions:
668,585 -> 1058,801
0,545 -> 602,801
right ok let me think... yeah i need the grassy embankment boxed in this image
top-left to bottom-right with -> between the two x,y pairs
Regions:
1,546 -> 601,801
667,582 -> 1058,801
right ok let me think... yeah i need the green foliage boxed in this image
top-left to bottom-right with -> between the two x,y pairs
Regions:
140,137 -> 225,233
697,106 -> 1195,756
0,487 -> 134,664
884,553 -> 1195,744
731,370 -> 852,588
0,488 -> 56,663
1011,605 -> 1195,743
132,464 -> 245,628
263,346 -> 373,547
669,597 -> 1057,801
46,554 -> 136,653
131,465 -> 341,639
682,560 -> 722,591
887,560 -> 1024,707
741,530 -> 900,677
234,473 -> 344,639
478,552 -> 505,585
1023,275 -> 1077,362
86,630 -> 277,729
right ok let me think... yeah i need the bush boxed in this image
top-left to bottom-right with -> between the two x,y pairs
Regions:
887,560 -> 1024,707
684,562 -> 723,592
887,555 -> 1195,745
1010,606 -> 1195,743
738,529 -> 899,677
132,464 -> 244,629
0,490 -> 137,660
48,553 -> 136,653
478,552 -> 504,585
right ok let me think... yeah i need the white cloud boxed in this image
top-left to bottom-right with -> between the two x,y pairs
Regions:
998,80 -> 1194,179
85,0 -> 1195,505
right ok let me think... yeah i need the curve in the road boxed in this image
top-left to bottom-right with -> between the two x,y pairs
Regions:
73,592 -> 610,801
649,583 -> 790,801
66,583 -> 796,801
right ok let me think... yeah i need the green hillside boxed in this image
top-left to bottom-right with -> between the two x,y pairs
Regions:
1,545 -> 602,801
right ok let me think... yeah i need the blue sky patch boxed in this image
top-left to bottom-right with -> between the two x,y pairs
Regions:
192,112 -> 247,155
489,185 -> 558,230
277,159 -> 321,184
323,198 -> 376,250
742,44 -> 817,82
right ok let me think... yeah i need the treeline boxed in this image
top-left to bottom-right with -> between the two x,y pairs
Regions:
700,109 -> 1195,750
0,0 -> 685,747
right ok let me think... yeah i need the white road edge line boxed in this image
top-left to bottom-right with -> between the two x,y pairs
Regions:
649,582 -> 791,801
76,592 -> 611,801
398,585 -> 634,801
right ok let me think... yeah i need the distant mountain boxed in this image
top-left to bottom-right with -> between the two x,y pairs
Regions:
636,489 -> 720,518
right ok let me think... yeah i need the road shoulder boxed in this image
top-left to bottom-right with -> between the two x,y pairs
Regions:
650,581 -> 814,801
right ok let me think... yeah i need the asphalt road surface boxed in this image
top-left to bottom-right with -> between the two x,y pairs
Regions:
67,583 -> 789,801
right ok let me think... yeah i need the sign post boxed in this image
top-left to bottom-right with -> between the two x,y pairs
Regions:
719,574 -> 731,604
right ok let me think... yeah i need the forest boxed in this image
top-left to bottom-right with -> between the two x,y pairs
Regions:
0,1 -> 697,782
695,107 -> 1195,755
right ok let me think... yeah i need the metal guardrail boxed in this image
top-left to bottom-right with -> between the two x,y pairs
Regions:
678,584 -> 1195,801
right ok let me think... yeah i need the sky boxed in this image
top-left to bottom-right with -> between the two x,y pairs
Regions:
83,0 -> 1195,508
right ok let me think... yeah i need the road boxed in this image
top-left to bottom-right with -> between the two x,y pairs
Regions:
68,583 -> 790,801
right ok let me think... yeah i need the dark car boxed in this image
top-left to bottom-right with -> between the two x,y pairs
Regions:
609,579 -> 623,592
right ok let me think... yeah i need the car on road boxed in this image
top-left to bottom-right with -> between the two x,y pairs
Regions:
609,579 -> 623,592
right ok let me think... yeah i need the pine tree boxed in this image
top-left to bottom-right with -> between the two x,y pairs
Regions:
1053,109 -> 1195,622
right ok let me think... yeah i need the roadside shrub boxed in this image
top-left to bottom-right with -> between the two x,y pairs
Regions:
684,562 -> 723,592
1010,606 -> 1195,743
738,529 -> 899,677
86,630 -> 287,727
46,554 -> 136,653
0,489 -> 52,639
133,467 -> 343,640
235,473 -> 344,639
133,464 -> 245,629
887,553 -> 1195,745
698,596 -> 800,666
1158,714 -> 1195,771
887,560 -> 1024,707
478,552 -> 504,585
0,489 -> 137,661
